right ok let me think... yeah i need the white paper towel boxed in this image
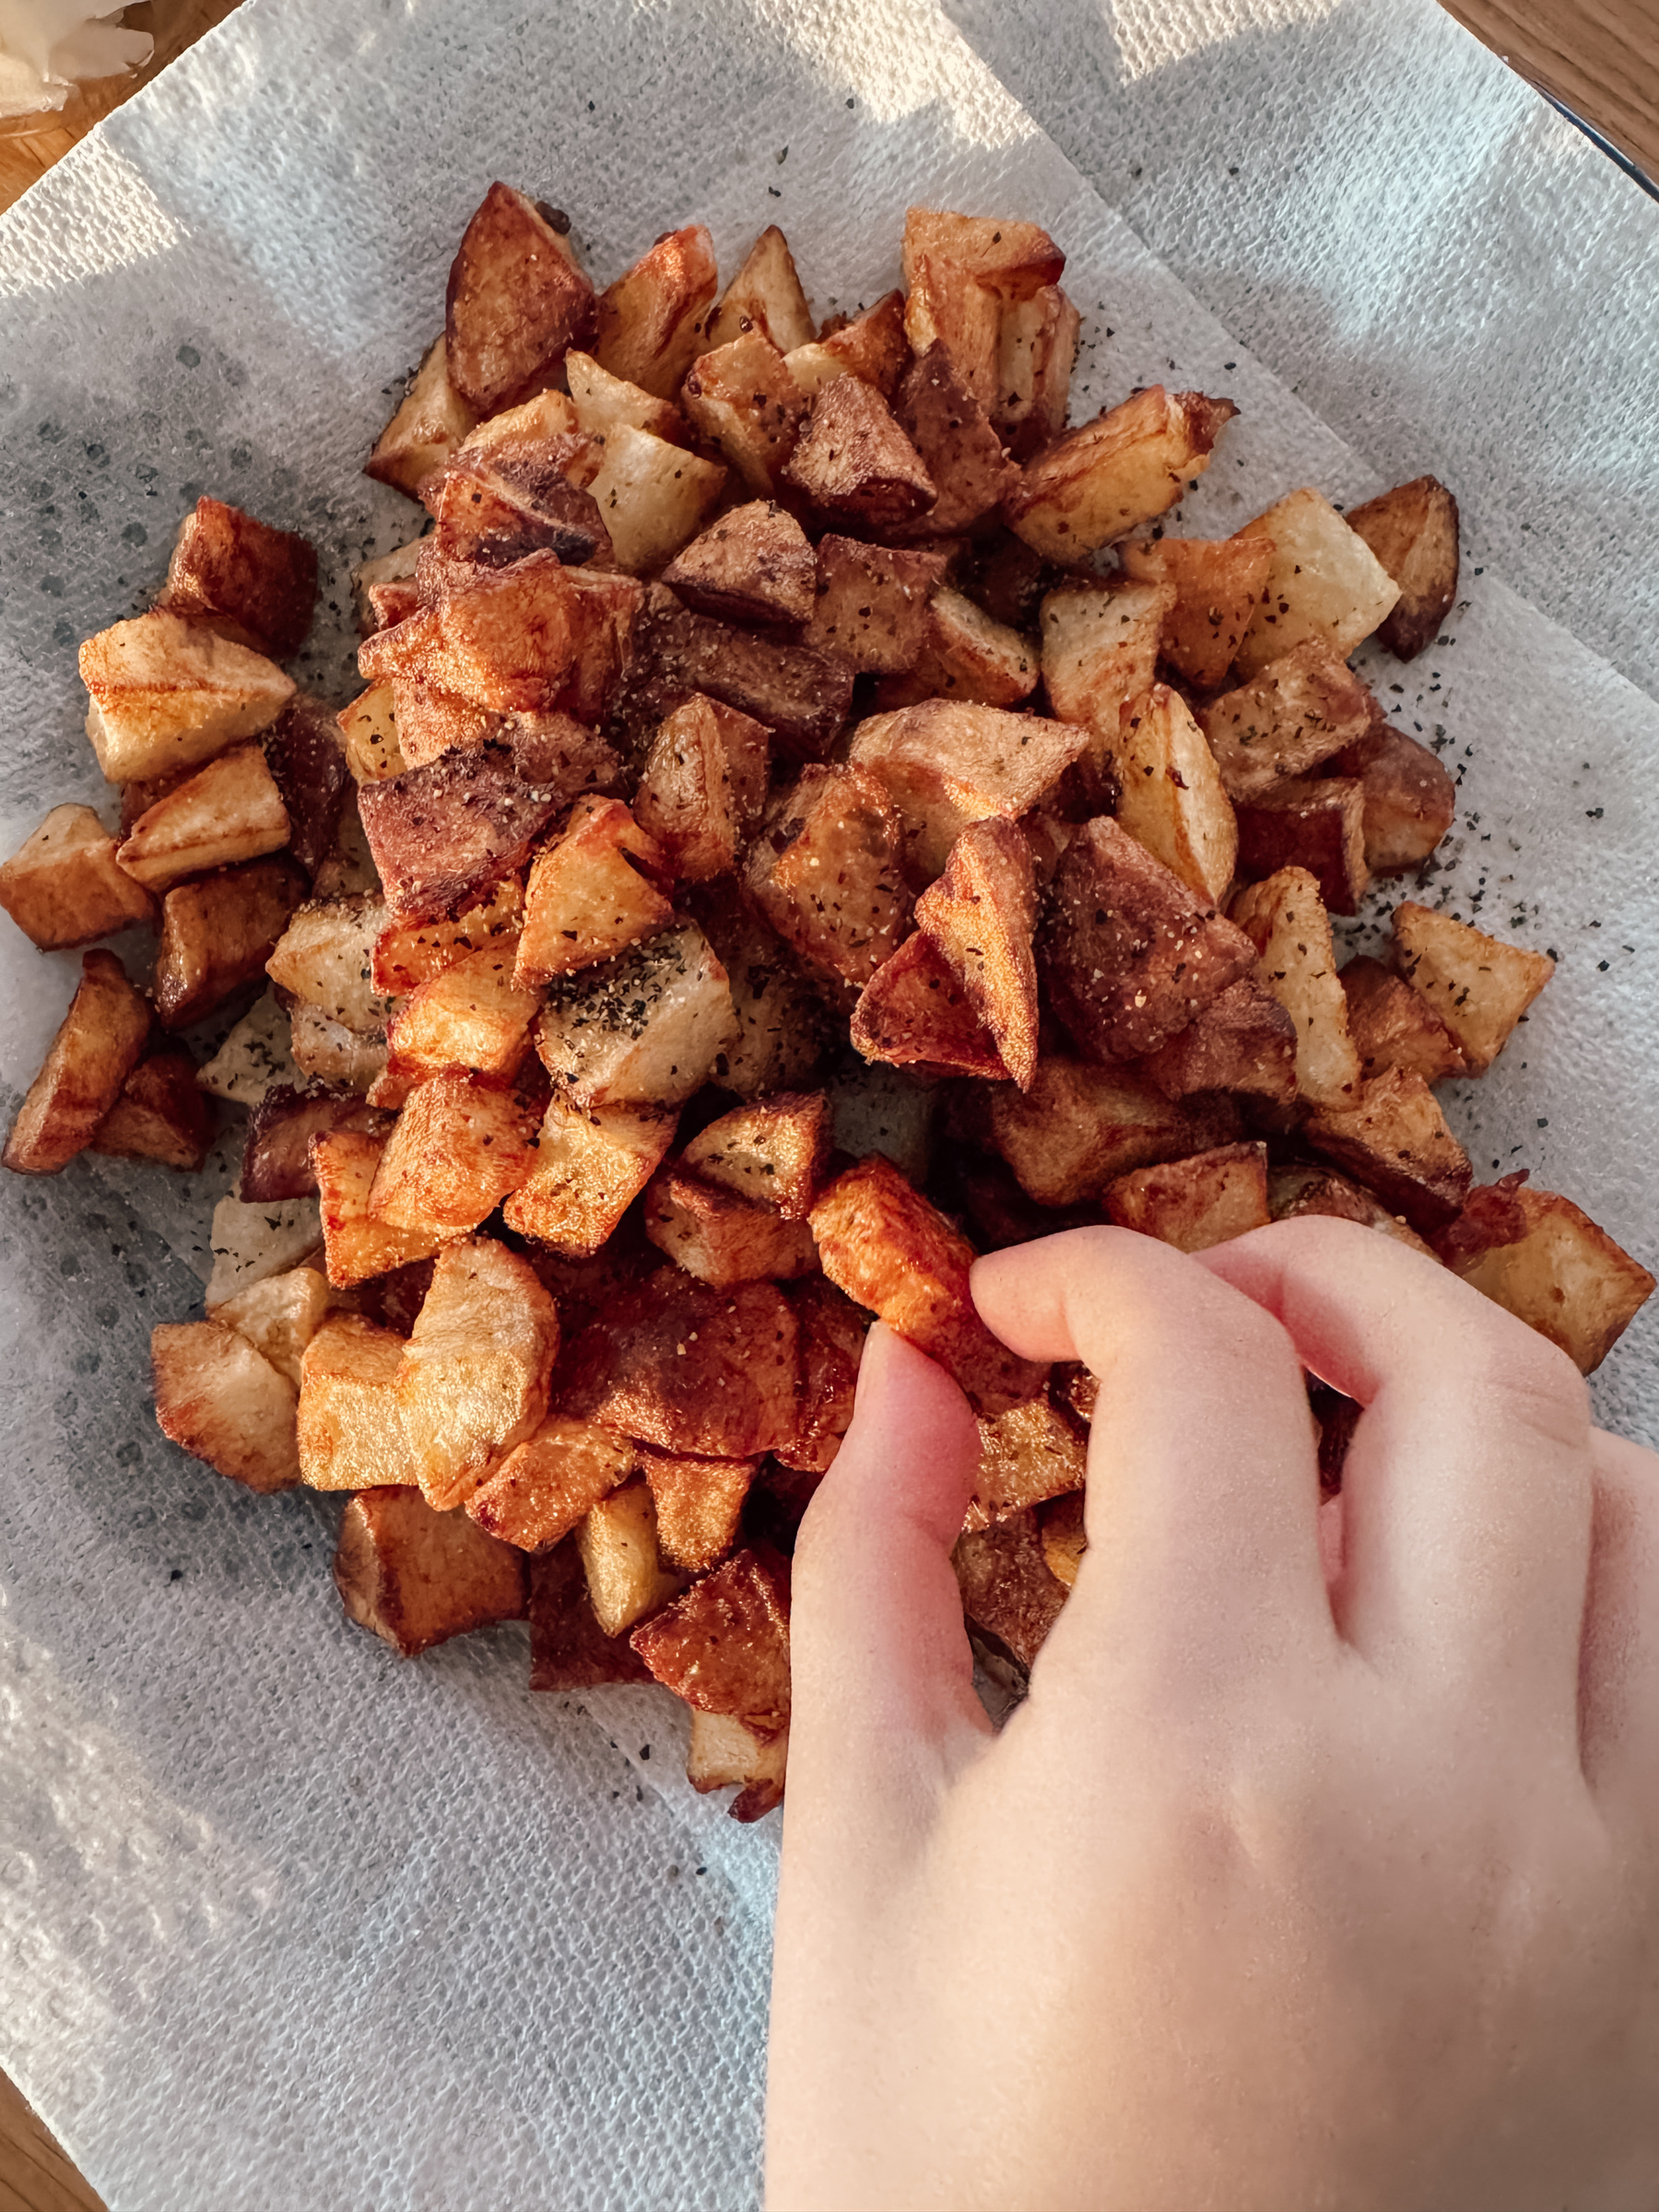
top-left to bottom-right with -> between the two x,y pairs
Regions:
1,2 -> 1655,2205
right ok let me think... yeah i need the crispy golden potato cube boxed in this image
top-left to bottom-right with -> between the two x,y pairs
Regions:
745,765 -> 912,990
562,1271 -> 802,1457
335,1484 -> 526,1657
1039,1488 -> 1087,1590
241,1084 -> 391,1202
631,1547 -> 792,1735
467,1415 -> 636,1552
1236,775 -> 1370,915
429,439 -> 611,572
625,583 -> 853,763
1232,487 -> 1401,678
265,891 -> 390,1031
358,548 -> 585,715
633,695 -> 769,885
113,740 -> 289,888
336,681 -> 406,783
288,1006 -> 388,1093
535,924 -> 738,1108
682,1091 -> 830,1220
687,895 -> 836,1100
312,1127 -> 443,1287
850,930 -> 1006,1079
367,584 -> 428,641
900,250 -> 1001,412
1437,1177 -> 1654,1372
914,817 -> 1039,1088
1230,866 -> 1362,1110
0,803 -> 155,947
904,206 -> 1066,300
564,347 -> 688,443
594,223 -> 719,400
681,330 -> 808,497
953,1507 -> 1067,1670
1138,973 -> 1299,1106
1041,818 -> 1258,1064
1303,1066 -> 1473,1233
784,286 -> 907,397
810,1155 -> 1046,1415
1268,1159 -> 1438,1258
503,1093 -> 677,1254
375,939 -> 537,1098
155,496 -> 318,660
644,1168 -> 819,1286
204,1191 -> 323,1309
965,1396 -> 1086,1534
1108,683 -> 1239,906
297,1313 -> 418,1488
208,1262 -> 333,1386
661,501 -> 816,628
89,1049 -> 214,1170
1105,1139 -> 1271,1253
151,855 -> 307,1030
1330,719 -> 1455,876
528,1536 -> 653,1688
371,877 -> 524,994
989,1053 -> 1238,1206
801,535 -> 944,675
1006,385 -> 1236,560
894,343 -> 1020,534
641,1447 -> 758,1573
774,1277 -> 867,1474
1118,533 -> 1277,689
513,797 -> 671,987
81,611 -> 296,784
578,1478 -> 683,1637
1345,475 -> 1459,663
685,1710 -> 788,1821
1197,638 -> 1376,803
1040,578 -> 1175,731
3,947 -> 151,1175
1391,900 -> 1554,1076
994,283 -> 1081,460
395,1235 -> 558,1509
584,421 -> 727,573
1339,955 -> 1466,1085
366,335 -> 479,500
358,744 -> 562,924
368,1070 -> 538,1240
848,698 -> 1088,880
151,1320 -> 300,1493
706,223 -> 815,353
443,182 -> 596,414
781,376 -> 935,533
877,587 -> 1038,711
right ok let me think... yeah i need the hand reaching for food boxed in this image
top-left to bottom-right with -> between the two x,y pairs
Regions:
767,1218 -> 1659,2211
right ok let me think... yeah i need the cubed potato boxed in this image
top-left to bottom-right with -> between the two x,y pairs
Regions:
358,549 -> 590,716
203,1191 -> 323,1309
988,1053 -> 1238,1206
376,939 -> 538,1098
1107,684 -> 1239,905
913,817 -> 1040,1088
829,1061 -> 939,1186
1197,639 -> 1377,803
1006,385 -> 1237,560
624,583 -> 853,763
848,698 -> 1088,881
1119,533 -> 1277,690
877,588 -> 1038,711
993,285 -> 1080,461
535,924 -> 739,1108
528,1536 -> 653,1688
81,612 -> 296,783
502,1093 -> 677,1255
564,348 -> 690,445
151,1320 -> 300,1493
395,1235 -> 559,1509
1329,719 -> 1456,877
1040,817 -> 1258,1064
1235,776 -> 1370,915
4,947 -> 152,1174
156,495 -> 318,660
685,1709 -> 789,1822
903,206 -> 1066,300
660,501 -> 817,628
150,856 -> 308,1030
371,877 -> 524,994
369,680 -> 483,775
686,895 -> 837,1100
1344,476 -> 1460,663
443,182 -> 596,414
429,439 -> 611,571
312,1127 -> 444,1288
336,682 -> 407,784
1436,1176 -> 1654,1372
1039,1488 -> 1088,1589
681,330 -> 808,496
705,223 -> 816,353
1230,866 -> 1362,1110
561,1271 -> 801,1458
0,803 -> 155,948
297,1313 -> 420,1488
467,1415 -> 637,1552
458,388 -> 582,455
241,1085 -> 392,1203
335,1485 -> 526,1657
264,693 -> 351,882
631,1547 -> 792,1735
1137,973 -> 1299,1106
594,223 -> 719,400
1040,579 -> 1176,731
965,1395 -> 1087,1533
644,1167 -> 819,1286
265,892 -> 391,1032
781,376 -> 936,533
195,991 -> 298,1104
368,1070 -> 539,1241
358,744 -> 562,923
89,1050 -> 214,1171
1303,1066 -> 1473,1233
783,288 -> 908,399
894,343 -> 1020,533
641,1446 -> 758,1573
1391,900 -> 1554,1076
1105,1139 -> 1271,1253
513,797 -> 671,986
851,931 -> 1006,1079
682,1091 -> 830,1220
1339,955 -> 1466,1084
1232,487 -> 1401,678
809,1155 -> 1046,1416
801,536 -> 945,674
581,422 -> 728,573
353,537 -> 427,634
633,695 -> 769,884
1267,1159 -> 1438,1258
773,1277 -> 868,1474
952,1508 -> 1067,1670
208,1264 -> 333,1387
577,1480 -> 684,1638
745,765 -> 912,990
902,210 -> 1065,410
288,1006 -> 389,1094
365,335 -> 479,500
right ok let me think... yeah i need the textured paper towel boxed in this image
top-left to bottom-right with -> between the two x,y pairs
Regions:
1,0 -> 1656,2206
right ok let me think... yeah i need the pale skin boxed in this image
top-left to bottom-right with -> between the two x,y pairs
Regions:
765,1218 -> 1659,2212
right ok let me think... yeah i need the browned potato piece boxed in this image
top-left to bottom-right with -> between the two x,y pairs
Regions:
503,1094 -> 677,1254
563,348 -> 690,446
902,206 -> 1067,300
1108,684 -> 1239,906
686,895 -> 837,1101
914,817 -> 1040,1089
781,376 -> 936,532
584,423 -> 727,573
1344,476 -> 1460,663
90,1051 -> 215,1171
312,1128 -> 444,1288
1435,1175 -> 1654,1372
151,1320 -> 300,1492
1117,533 -> 1276,689
594,223 -> 719,400
1040,579 -> 1175,731
784,288 -> 907,399
994,284 -> 1080,461
335,1485 -> 527,1658
467,1416 -> 637,1553
1137,974 -> 1299,1107
359,549 -> 590,716
1391,901 -> 1555,1075
535,924 -> 739,1108
901,209 -> 1065,411
1232,488 -> 1401,678
444,182 -> 596,414
705,224 -> 815,353
1040,818 -> 1258,1064
1338,955 -> 1466,1085
681,331 -> 808,496
1006,386 -> 1236,560
375,939 -> 539,1101
745,764 -> 912,991
988,1054 -> 1239,1206
371,877 -> 524,994
640,1447 -> 759,1573
1105,1140 -> 1271,1253
365,335 -> 479,501
577,1479 -> 683,1637
1303,1067 -> 1473,1233
357,745 -> 562,923
512,798 -> 671,988
801,537 -> 945,674
661,502 -> 817,629
964,1396 -> 1087,1533
240,1084 -> 390,1202
850,930 -> 1006,1080
624,585 -> 853,763
81,612 -> 296,783
877,588 -> 1038,711
1267,1159 -> 1438,1259
368,1069 -> 539,1241
155,496 -> 319,659
1197,639 -> 1376,803
774,1277 -> 867,1475
396,1235 -> 559,1510
528,1537 -> 653,1689
682,1092 -> 830,1220
1230,866 -> 1362,1110
264,693 -> 351,882
952,1508 -> 1067,1670
685,1710 -> 789,1823
631,1547 -> 792,1738
633,695 -> 770,884
1329,721 -> 1456,876
0,803 -> 156,947
115,740 -> 291,888
298,1313 -> 422,1488
1235,776 -> 1370,915
645,1165 -> 818,1286
848,699 -> 1088,880
894,343 -> 1020,534
4,948 -> 153,1175
810,1156 -> 1047,1416
336,681 -> 406,782
429,439 -> 611,571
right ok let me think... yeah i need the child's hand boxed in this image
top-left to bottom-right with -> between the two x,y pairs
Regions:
766,1219 -> 1659,2211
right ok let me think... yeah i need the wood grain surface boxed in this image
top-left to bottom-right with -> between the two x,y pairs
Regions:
0,0 -> 1652,2203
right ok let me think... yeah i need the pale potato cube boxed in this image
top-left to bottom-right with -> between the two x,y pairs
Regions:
207,1263 -> 332,1387
336,683 -> 406,783
705,224 -> 816,354
564,349 -> 688,444
1232,487 -> 1401,678
1109,684 -> 1238,903
1040,580 -> 1176,731
535,924 -> 739,1109
578,1479 -> 681,1637
204,1192 -> 324,1308
584,422 -> 726,573
265,893 -> 392,1032
1006,386 -> 1236,560
365,334 -> 478,501
686,1710 -> 789,1821
297,1313 -> 418,1489
195,992 -> 300,1104
396,1236 -> 559,1509
1231,867 -> 1361,1111
116,740 -> 291,888
151,1320 -> 300,1494
1391,901 -> 1554,1076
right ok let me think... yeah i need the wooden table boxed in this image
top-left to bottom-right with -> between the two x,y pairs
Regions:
0,0 -> 1653,2203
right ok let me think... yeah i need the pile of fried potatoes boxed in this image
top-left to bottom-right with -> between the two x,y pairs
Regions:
4,186 -> 1651,1821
